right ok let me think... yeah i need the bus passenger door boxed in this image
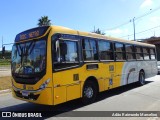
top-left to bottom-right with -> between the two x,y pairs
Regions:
52,35 -> 81,105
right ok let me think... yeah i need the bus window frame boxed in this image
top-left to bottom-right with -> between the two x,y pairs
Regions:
142,47 -> 150,60
114,42 -> 126,61
135,46 -> 144,61
149,48 -> 156,60
125,44 -> 136,61
98,39 -> 114,62
82,37 -> 99,62
51,34 -> 81,72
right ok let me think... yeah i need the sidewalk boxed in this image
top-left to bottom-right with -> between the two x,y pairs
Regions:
0,66 -> 11,71
0,89 -> 11,94
0,70 -> 11,77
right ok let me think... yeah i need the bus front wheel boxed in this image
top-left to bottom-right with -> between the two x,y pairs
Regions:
82,81 -> 97,105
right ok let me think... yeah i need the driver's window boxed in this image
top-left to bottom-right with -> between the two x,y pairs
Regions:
60,41 -> 78,62
53,39 -> 79,70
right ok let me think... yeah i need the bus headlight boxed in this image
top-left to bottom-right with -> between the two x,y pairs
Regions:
39,79 -> 50,89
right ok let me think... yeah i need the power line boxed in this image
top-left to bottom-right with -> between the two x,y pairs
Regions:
104,5 -> 160,31
119,25 -> 160,39
105,20 -> 130,30
3,43 -> 14,46
135,6 -> 160,20
135,25 -> 160,35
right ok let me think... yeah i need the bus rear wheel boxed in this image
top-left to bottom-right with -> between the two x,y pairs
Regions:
82,81 -> 97,105
138,71 -> 145,86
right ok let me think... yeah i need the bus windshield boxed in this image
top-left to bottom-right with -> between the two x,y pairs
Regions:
11,39 -> 46,75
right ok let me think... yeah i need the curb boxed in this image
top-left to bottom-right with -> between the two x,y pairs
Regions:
0,89 -> 11,94
0,70 -> 10,71
0,69 -> 11,71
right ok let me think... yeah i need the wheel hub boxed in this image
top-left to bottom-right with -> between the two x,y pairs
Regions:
140,74 -> 144,84
85,87 -> 93,98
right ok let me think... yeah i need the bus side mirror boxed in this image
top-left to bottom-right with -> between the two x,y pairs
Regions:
55,40 -> 61,62
60,42 -> 67,55
2,46 -> 5,57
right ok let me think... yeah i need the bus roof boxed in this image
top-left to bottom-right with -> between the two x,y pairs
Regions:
15,25 -> 155,48
50,25 -> 155,48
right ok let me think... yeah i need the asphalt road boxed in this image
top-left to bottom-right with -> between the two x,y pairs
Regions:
0,76 -> 160,120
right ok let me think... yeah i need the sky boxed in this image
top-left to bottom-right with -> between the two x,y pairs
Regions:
1,0 -> 160,50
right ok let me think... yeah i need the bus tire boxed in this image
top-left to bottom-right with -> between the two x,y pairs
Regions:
138,70 -> 145,86
82,81 -> 97,105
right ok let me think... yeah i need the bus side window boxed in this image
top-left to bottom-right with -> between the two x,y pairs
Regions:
150,48 -> 156,60
53,39 -> 79,70
98,40 -> 114,60
115,43 -> 125,61
82,38 -> 98,61
125,44 -> 136,60
143,47 -> 150,60
135,46 -> 143,60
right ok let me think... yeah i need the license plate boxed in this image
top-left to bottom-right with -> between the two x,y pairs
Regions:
22,91 -> 29,97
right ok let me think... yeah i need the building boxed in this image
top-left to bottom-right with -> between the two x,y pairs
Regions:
142,37 -> 160,61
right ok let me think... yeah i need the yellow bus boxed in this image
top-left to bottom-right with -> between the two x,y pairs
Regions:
11,25 -> 157,105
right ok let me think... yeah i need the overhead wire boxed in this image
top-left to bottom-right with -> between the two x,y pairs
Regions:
119,25 -> 160,38
104,5 -> 160,33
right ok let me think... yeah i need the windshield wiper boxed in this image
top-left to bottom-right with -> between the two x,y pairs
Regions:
16,40 -> 35,57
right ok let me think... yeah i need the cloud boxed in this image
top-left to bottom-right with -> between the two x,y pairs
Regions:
150,16 -> 160,24
105,28 -> 129,36
140,0 -> 153,9
149,16 -> 160,28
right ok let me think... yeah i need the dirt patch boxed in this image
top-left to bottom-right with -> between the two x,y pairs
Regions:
0,76 -> 12,90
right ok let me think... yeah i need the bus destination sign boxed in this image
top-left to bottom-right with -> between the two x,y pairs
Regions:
15,26 -> 50,42
20,30 -> 39,40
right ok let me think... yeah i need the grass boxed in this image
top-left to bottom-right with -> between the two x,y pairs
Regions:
0,76 -> 12,90
0,59 -> 11,66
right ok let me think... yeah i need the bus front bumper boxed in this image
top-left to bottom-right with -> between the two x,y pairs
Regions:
12,84 -> 53,105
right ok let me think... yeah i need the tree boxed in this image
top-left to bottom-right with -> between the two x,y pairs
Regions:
37,16 -> 51,26
92,28 -> 105,35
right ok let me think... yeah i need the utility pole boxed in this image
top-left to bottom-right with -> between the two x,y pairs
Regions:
1,36 -> 3,51
133,17 -> 136,41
